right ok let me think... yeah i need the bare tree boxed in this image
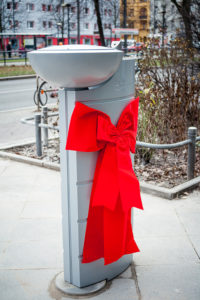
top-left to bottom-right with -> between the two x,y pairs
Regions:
170,0 -> 200,48
50,0 -> 95,44
101,0 -> 120,39
0,0 -> 26,50
0,0 -> 13,49
49,0 -> 119,46
93,0 -> 105,46
107,0 -> 120,29
49,0 -> 75,43
93,0 -> 120,46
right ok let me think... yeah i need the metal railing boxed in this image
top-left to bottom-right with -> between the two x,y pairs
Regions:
21,108 -> 200,181
136,127 -> 200,181
0,49 -> 30,66
21,107 -> 59,157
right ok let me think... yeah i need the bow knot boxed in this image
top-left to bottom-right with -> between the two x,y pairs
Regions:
66,98 -> 143,212
66,98 -> 143,265
97,115 -> 132,149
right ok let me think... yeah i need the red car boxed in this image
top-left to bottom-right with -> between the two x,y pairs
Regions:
128,43 -> 144,52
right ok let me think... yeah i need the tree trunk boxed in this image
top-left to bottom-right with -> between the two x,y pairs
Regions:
171,0 -> 193,47
93,0 -> 105,46
0,11 -> 4,50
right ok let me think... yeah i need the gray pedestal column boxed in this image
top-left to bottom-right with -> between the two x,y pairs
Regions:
58,56 -> 135,289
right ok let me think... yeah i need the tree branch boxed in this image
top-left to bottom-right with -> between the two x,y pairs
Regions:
170,0 -> 182,12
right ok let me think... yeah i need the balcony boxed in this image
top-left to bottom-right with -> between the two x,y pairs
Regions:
139,15 -> 147,19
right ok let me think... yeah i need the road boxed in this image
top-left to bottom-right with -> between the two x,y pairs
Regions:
0,78 -> 57,111
0,78 -> 36,111
0,78 -> 58,147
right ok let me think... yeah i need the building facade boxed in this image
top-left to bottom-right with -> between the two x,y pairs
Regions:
120,0 -> 151,43
1,0 -> 120,49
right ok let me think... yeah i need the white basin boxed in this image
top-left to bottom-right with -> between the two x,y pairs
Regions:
28,45 -> 123,88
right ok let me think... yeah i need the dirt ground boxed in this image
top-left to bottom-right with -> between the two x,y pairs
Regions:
134,147 -> 200,188
5,139 -> 200,188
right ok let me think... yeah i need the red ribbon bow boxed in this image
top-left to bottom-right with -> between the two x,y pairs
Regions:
66,97 -> 143,265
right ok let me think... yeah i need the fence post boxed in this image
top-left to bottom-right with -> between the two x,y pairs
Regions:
35,113 -> 42,157
187,127 -> 197,180
3,51 -> 6,66
42,106 -> 48,147
25,50 -> 27,66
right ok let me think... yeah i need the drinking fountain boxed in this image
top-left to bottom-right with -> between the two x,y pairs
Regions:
28,45 -> 136,295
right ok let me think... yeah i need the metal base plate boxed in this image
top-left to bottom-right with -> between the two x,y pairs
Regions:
55,272 -> 107,296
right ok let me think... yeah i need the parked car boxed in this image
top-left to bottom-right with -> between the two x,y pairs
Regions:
128,42 -> 144,52
111,39 -> 136,51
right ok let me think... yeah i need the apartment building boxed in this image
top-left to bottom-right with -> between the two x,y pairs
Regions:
120,0 -> 151,43
1,0 -> 120,49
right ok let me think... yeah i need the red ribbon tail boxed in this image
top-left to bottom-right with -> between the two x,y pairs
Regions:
92,145 -> 120,211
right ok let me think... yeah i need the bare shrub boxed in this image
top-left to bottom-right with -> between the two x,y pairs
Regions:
136,38 -> 200,145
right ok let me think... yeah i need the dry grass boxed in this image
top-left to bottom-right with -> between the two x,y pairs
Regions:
0,65 -> 35,77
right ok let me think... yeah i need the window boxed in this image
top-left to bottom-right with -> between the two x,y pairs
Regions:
108,24 -> 112,29
71,6 -> 76,13
108,9 -> 112,16
48,21 -> 52,28
140,7 -> 147,19
48,39 -> 52,46
9,20 -> 12,28
7,2 -> 11,9
13,2 -> 18,10
130,9 -> 134,17
7,2 -> 18,10
83,38 -> 90,44
47,5 -> 52,11
140,21 -> 146,30
56,5 -> 60,12
94,23 -> 97,30
104,23 -> 107,29
27,21 -> 34,28
129,21 -> 134,28
42,4 -> 46,11
84,23 -> 89,29
43,21 -> 47,28
104,9 -> 107,16
71,23 -> 76,30
84,7 -> 89,15
26,3 -> 34,11
14,20 -> 19,28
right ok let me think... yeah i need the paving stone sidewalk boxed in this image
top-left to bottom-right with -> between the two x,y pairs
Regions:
0,158 -> 200,300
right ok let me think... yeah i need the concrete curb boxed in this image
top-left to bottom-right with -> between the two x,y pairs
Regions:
141,179 -> 200,199
0,142 -> 199,199
0,150 -> 60,171
0,139 -> 36,150
0,74 -> 36,81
